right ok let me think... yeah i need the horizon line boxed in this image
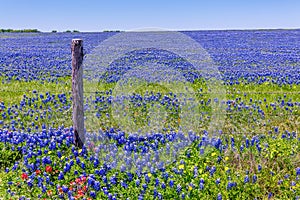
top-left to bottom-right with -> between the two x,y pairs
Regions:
1,27 -> 300,33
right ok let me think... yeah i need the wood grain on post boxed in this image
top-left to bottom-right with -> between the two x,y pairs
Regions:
71,39 -> 84,148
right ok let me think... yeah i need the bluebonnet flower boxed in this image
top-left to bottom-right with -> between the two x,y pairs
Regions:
94,158 -> 99,168
217,193 -> 222,200
163,172 -> 169,180
99,187 -> 107,196
181,193 -> 185,199
155,178 -> 160,187
93,181 -> 100,191
252,174 -> 257,183
135,179 -> 140,187
284,174 -> 290,179
256,143 -> 261,153
153,188 -> 158,198
57,151 -> 62,158
62,185 -> 68,193
142,183 -> 147,190
161,182 -> 166,189
199,182 -> 204,190
210,166 -> 216,176
169,180 -> 174,188
138,195 -> 144,200
46,176 -> 50,184
176,184 -> 182,193
217,156 -> 222,163
244,175 -> 249,184
200,178 -> 205,184
127,172 -> 133,182
258,164 -> 262,172
88,176 -> 95,186
145,174 -> 150,183
99,167 -> 106,176
193,166 -> 198,178
200,148 -> 204,155
81,162 -> 85,169
27,179 -> 33,187
101,175 -> 107,184
90,191 -> 96,199
205,166 -> 211,172
291,181 -> 296,186
230,138 -> 235,148
296,167 -> 300,176
227,182 -> 237,190
240,145 -> 244,152
268,192 -> 272,199
76,157 -> 81,164
58,172 -> 64,180
121,181 -> 128,188
42,186 -> 47,193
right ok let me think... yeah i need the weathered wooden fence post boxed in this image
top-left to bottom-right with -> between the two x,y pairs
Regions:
71,39 -> 84,148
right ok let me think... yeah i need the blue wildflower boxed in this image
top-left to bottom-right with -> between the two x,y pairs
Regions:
252,174 -> 257,183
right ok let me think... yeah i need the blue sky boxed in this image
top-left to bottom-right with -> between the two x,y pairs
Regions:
1,0 -> 299,32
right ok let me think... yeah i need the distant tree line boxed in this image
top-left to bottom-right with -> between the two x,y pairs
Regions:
52,30 -> 80,33
0,29 -> 40,33
103,30 -> 122,32
0,29 -> 125,33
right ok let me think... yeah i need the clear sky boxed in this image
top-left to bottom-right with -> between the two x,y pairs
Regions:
1,0 -> 299,32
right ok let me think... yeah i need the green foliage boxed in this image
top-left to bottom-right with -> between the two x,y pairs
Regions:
0,143 -> 22,169
0,29 -> 40,33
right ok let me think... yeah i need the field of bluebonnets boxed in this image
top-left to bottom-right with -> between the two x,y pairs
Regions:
0,30 -> 300,199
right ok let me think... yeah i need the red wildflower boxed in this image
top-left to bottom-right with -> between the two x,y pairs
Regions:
75,178 -> 81,184
77,189 -> 84,197
35,169 -> 41,175
21,173 -> 28,180
47,190 -> 53,196
70,181 -> 76,187
83,185 -> 87,192
45,165 -> 53,173
81,176 -> 86,183
58,187 -> 63,194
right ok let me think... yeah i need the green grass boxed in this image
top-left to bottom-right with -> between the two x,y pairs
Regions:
1,77 -> 299,133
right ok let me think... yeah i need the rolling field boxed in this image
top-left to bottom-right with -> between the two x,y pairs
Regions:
0,30 -> 299,199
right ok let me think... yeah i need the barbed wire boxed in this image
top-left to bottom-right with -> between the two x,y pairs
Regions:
83,110 -> 300,116
0,90 -> 299,95
1,68 -> 300,72
83,130 -> 299,135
